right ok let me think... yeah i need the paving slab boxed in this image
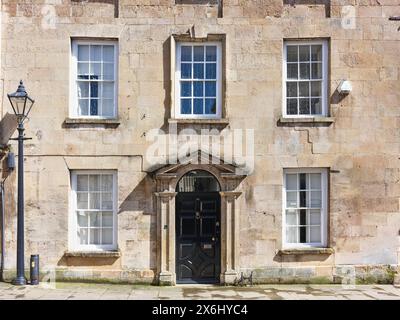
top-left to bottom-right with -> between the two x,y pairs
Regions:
0,282 -> 400,300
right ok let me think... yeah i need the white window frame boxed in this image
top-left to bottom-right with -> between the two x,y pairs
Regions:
282,168 -> 328,248
69,170 -> 118,251
175,42 -> 222,119
70,39 -> 119,119
283,40 -> 329,118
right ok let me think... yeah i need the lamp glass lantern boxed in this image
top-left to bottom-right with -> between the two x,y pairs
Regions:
7,80 -> 35,122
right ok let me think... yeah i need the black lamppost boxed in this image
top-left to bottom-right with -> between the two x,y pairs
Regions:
7,81 -> 35,286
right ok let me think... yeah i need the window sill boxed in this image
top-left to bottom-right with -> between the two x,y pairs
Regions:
168,118 -> 229,126
64,250 -> 121,258
278,117 -> 335,126
278,248 -> 334,255
63,118 -> 121,128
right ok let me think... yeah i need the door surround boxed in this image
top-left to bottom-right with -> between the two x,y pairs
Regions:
153,157 -> 245,286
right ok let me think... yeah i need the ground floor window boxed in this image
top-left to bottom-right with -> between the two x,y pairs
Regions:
283,168 -> 328,247
70,171 -> 117,251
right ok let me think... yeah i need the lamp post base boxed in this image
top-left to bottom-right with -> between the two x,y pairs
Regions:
12,276 -> 27,286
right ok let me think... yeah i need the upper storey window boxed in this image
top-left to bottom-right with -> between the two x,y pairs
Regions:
71,40 -> 118,118
283,40 -> 328,117
175,42 -> 222,119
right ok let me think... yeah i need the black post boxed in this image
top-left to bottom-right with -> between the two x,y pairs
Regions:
12,122 -> 26,286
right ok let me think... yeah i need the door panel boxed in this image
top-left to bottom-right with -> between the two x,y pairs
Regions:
176,192 -> 221,284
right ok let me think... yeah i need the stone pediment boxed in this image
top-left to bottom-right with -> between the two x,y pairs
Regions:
151,150 -> 247,179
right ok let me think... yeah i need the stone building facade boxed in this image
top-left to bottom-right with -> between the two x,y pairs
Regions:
0,0 -> 400,285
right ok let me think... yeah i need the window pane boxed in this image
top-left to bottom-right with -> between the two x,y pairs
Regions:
287,63 -> 298,79
181,82 -> 191,97
89,212 -> 101,227
286,226 -> 297,243
90,229 -> 101,245
299,63 -> 310,79
89,175 -> 100,191
77,193 -> 88,210
311,98 -> 322,114
78,45 -> 89,61
78,63 -> 89,77
90,82 -> 99,98
311,81 -> 321,96
310,191 -> 321,208
193,98 -> 203,114
194,63 -> 204,79
77,175 -> 89,191
286,210 -> 297,225
181,63 -> 192,79
101,175 -> 113,192
299,45 -> 310,61
181,99 -> 191,114
287,46 -> 298,62
299,98 -> 310,114
102,83 -> 114,99
77,82 -> 89,98
299,174 -> 307,190
206,63 -> 216,79
103,63 -> 114,80
102,212 -> 113,228
78,228 -> 88,245
181,46 -> 192,61
311,45 -> 322,61
205,98 -> 217,114
77,212 -> 88,227
91,45 -> 102,61
299,191 -> 307,207
194,46 -> 204,61
89,193 -> 101,210
78,99 -> 89,116
287,99 -> 298,115
90,63 -> 101,79
299,82 -> 309,97
311,63 -> 322,79
286,174 -> 297,190
193,81 -> 203,97
206,46 -> 217,61
286,191 -> 297,208
102,99 -> 114,117
205,81 -> 216,97
103,46 -> 114,62
90,99 -> 98,116
310,226 -> 321,242
310,209 -> 321,225
102,193 -> 113,210
310,173 -> 321,189
286,82 -> 297,97
102,229 -> 113,245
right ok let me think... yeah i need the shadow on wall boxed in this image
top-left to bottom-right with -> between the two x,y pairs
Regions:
283,0 -> 331,18
161,38 -> 172,132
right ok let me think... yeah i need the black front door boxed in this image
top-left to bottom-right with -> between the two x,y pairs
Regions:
176,192 -> 221,284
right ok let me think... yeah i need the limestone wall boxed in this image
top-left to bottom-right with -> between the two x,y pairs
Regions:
0,0 -> 399,284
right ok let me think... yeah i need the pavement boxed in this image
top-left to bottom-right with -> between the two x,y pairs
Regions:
0,282 -> 400,300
